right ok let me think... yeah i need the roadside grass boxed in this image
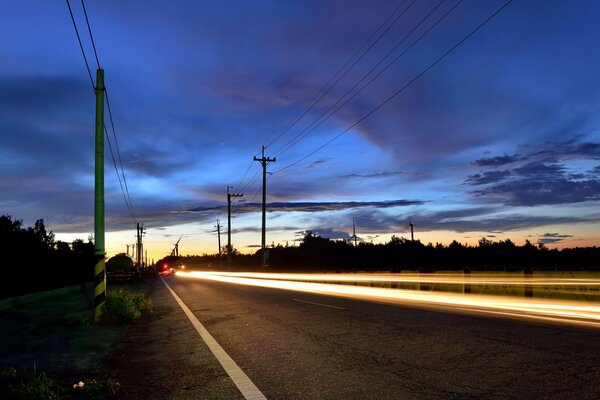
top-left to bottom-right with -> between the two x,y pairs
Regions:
101,287 -> 153,324
0,364 -> 122,400
0,364 -> 61,400
0,281 -> 153,399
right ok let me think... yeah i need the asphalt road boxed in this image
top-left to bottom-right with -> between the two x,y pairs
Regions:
165,274 -> 600,400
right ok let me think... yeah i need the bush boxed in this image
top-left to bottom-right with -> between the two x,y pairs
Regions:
101,288 -> 152,324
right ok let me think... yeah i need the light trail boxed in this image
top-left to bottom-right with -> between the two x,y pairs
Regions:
179,271 -> 600,287
175,271 -> 600,329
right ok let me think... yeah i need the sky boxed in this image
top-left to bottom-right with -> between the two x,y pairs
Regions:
1,0 -> 600,262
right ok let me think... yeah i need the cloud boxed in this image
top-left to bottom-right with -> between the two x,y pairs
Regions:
343,207 -> 599,235
341,170 -> 404,179
467,137 -> 600,206
466,170 -> 511,186
187,199 -> 424,214
471,154 -> 523,167
304,228 -> 352,240
471,178 -> 600,206
538,232 -> 573,244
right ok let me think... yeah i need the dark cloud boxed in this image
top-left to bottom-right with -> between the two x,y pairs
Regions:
304,228 -> 351,240
514,161 -> 564,176
466,170 -> 511,186
538,232 -> 573,244
467,138 -> 600,206
346,208 -> 598,235
471,154 -> 522,167
187,199 -> 423,214
341,170 -> 403,179
472,178 -> 600,206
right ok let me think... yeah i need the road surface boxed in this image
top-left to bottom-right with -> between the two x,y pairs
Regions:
164,274 -> 600,399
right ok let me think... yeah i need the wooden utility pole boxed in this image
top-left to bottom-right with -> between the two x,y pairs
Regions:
227,186 -> 243,268
409,221 -> 414,241
136,223 -> 145,267
253,146 -> 276,268
215,219 -> 222,256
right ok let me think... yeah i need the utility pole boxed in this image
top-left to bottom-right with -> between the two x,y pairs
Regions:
409,220 -> 414,242
93,68 -> 105,322
352,218 -> 358,247
215,219 -> 222,256
253,145 -> 276,268
227,186 -> 243,268
136,223 -> 140,266
126,244 -> 129,256
136,223 -> 145,268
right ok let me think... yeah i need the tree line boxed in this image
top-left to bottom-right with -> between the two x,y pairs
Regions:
165,231 -> 600,272
0,215 -> 95,299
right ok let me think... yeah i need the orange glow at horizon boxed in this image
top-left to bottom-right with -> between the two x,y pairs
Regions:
175,271 -> 600,329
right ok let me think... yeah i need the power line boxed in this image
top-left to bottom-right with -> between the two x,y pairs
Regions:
234,0 -> 420,197
275,0 -> 514,174
232,158 -> 259,194
80,0 -> 100,68
235,168 -> 262,202
79,0 -> 136,221
273,0 -> 450,159
229,0 -> 413,198
247,173 -> 273,204
104,125 -> 136,222
105,92 -> 136,220
265,0 -> 414,152
66,0 -> 137,223
65,0 -> 94,87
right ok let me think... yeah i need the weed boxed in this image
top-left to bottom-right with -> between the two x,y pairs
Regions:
101,288 -> 152,324
0,363 -> 62,400
0,365 -> 121,400
70,377 -> 121,400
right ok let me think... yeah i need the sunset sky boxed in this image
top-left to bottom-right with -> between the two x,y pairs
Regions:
1,0 -> 599,262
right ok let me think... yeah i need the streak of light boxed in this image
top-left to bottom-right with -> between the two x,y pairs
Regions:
178,271 -> 600,286
175,271 -> 600,329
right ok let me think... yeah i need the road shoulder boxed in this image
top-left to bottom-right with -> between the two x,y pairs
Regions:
104,275 -> 243,400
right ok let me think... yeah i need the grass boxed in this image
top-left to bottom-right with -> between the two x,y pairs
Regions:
101,287 -> 152,324
0,364 -> 62,400
0,283 -> 153,399
0,364 -> 122,400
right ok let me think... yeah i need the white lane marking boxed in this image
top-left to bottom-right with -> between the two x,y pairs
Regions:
161,276 -> 267,400
292,298 -> 345,310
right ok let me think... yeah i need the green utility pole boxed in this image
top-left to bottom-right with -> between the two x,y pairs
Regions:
253,145 -> 276,268
93,69 -> 106,322
227,186 -> 243,268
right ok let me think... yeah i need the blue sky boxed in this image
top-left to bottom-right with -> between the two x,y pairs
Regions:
1,0 -> 599,260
